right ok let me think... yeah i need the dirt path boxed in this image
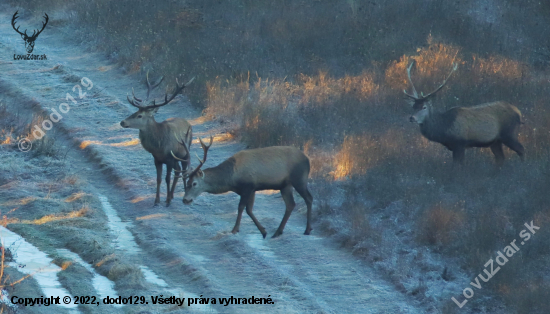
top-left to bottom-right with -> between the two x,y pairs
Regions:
0,9 -> 423,313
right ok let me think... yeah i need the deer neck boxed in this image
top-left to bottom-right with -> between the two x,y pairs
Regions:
202,158 -> 236,194
138,118 -> 165,154
419,108 -> 448,143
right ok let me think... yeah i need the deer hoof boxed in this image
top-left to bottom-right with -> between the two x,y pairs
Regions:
304,228 -> 312,235
271,231 -> 282,238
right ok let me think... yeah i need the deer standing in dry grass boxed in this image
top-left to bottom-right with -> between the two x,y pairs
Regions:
404,61 -> 524,165
172,139 -> 313,238
120,73 -> 194,206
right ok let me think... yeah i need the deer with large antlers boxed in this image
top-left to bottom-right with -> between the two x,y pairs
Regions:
11,11 -> 49,53
171,139 -> 313,238
404,61 -> 524,165
120,72 -> 195,206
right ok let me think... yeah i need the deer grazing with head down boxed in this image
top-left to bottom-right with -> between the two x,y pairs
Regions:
171,139 -> 313,238
120,72 -> 194,206
404,61 -> 524,165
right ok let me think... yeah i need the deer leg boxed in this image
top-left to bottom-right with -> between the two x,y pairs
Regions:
154,159 -> 163,206
452,147 -> 465,164
231,194 -> 248,235
168,162 -> 182,206
294,182 -> 313,235
244,192 -> 267,239
273,185 -> 296,238
490,141 -> 505,166
503,138 -> 525,162
165,165 -> 173,206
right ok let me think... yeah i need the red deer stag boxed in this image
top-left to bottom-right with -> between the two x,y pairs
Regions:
120,72 -> 194,206
404,61 -> 524,165
171,138 -> 313,238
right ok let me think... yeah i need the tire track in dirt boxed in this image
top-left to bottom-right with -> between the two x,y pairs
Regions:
0,10 -> 423,313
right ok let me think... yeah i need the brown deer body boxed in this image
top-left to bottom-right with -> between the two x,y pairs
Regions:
405,61 -> 524,165
120,73 -> 194,206
172,140 -> 313,238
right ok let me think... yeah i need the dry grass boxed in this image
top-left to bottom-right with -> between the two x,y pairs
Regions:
6,0 -> 550,311
417,205 -> 465,246
1,204 -> 89,226
64,192 -> 87,203
203,39 -> 550,312
62,175 -> 80,186
298,70 -> 379,105
107,263 -> 145,289
95,254 -> 116,268
385,38 -> 462,95
330,130 -> 423,180
472,55 -> 526,80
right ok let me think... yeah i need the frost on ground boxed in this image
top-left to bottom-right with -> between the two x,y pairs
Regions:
0,8 -> 425,314
1,3 -> 542,313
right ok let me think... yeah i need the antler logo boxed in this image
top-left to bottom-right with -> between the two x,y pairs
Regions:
11,11 -> 49,54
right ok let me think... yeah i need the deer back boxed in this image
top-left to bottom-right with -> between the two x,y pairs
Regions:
433,102 -> 522,145
229,146 -> 310,187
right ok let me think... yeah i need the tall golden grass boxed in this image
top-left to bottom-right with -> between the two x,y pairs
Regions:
206,40 -> 549,179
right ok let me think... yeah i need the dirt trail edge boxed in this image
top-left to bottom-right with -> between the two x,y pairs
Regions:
0,10 -> 423,314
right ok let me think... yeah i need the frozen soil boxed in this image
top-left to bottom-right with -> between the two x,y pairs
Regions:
0,4 -> 527,313
0,8 -> 429,314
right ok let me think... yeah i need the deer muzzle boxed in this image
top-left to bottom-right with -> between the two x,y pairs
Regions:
183,198 -> 193,205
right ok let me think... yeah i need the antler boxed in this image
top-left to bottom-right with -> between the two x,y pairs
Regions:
126,72 -> 195,110
11,11 -> 25,36
31,13 -> 48,39
403,60 -> 458,102
11,11 -> 49,39
403,61 -> 419,99
145,71 -> 164,100
172,136 -> 213,179
188,136 -> 213,178
196,136 -> 213,168
148,76 -> 195,109
171,127 -> 192,173
127,71 -> 163,108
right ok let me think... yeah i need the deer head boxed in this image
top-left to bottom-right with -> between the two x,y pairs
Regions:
120,72 -> 195,130
12,11 -> 49,54
171,136 -> 213,204
404,60 -> 458,124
